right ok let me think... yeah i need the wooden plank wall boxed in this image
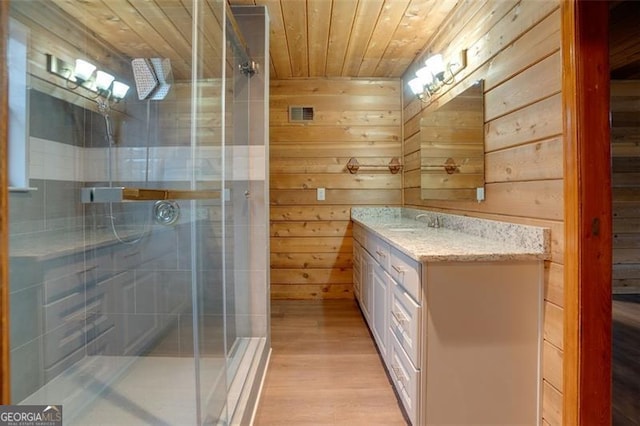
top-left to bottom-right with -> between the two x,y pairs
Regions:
10,1 -> 223,147
9,1 -> 130,115
401,1 -> 563,424
612,80 -> 640,294
49,0 -> 225,80
270,78 -> 402,299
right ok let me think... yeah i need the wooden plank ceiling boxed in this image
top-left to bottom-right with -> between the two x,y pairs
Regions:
43,0 -> 459,80
45,0 -> 225,81
229,0 -> 458,78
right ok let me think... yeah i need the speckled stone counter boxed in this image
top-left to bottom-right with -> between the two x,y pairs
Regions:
10,227 -> 160,261
351,207 -> 550,262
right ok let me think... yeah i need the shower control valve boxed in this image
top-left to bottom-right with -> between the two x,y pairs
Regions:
154,200 -> 180,226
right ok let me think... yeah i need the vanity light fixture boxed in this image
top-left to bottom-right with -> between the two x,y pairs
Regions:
95,70 -> 115,92
46,53 -> 129,101
111,81 -> 130,101
408,49 -> 467,101
73,59 -> 97,82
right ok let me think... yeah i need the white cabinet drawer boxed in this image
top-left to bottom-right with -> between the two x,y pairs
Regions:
366,234 -> 390,272
359,251 -> 374,324
353,242 -> 362,300
390,279 -> 422,367
372,262 -> 390,359
389,333 -> 420,425
353,222 -> 366,246
389,247 -> 421,303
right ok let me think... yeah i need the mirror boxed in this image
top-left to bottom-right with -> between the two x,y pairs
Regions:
420,80 -> 484,200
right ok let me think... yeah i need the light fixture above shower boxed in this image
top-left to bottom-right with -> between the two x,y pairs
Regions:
46,54 -> 130,101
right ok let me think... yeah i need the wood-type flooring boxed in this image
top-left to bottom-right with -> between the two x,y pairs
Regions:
254,299 -> 408,425
254,296 -> 640,425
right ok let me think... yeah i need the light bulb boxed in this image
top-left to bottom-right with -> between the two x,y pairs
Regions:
425,54 -> 445,80
415,66 -> 433,83
95,71 -> 115,91
408,77 -> 425,96
74,59 -> 96,81
112,81 -> 130,100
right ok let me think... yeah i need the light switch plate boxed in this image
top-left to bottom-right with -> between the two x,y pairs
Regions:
317,187 -> 325,201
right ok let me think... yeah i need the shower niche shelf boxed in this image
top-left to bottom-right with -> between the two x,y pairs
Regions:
81,186 -> 221,203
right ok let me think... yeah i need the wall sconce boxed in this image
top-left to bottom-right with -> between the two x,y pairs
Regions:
46,54 -> 130,101
73,59 -> 96,82
111,81 -> 130,100
408,50 -> 467,101
95,70 -> 115,92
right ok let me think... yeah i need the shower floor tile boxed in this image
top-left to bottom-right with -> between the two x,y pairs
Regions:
69,356 -> 225,426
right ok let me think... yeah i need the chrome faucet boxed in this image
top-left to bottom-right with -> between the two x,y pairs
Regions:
415,213 -> 440,228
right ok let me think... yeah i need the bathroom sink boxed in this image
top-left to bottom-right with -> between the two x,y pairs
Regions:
387,227 -> 417,232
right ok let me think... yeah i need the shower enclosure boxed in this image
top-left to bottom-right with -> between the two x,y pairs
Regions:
6,1 -> 269,424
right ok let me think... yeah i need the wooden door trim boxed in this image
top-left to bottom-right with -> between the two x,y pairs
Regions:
562,0 -> 612,424
1,0 -> 11,404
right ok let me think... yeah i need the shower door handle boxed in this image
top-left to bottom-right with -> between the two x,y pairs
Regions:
80,187 -> 220,203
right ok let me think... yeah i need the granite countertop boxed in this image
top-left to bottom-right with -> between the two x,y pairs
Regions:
351,207 -> 550,262
10,227 -> 154,261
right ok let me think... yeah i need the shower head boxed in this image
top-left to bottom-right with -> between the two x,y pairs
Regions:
131,58 -> 172,101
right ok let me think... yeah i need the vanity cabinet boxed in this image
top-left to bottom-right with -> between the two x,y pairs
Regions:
353,223 -> 422,424
390,276 -> 421,368
354,242 -> 373,323
352,217 -> 544,426
371,262 -> 390,359
352,241 -> 362,300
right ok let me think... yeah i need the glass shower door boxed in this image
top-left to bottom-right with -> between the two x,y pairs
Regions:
224,15 -> 253,420
6,1 -> 268,424
198,5 -> 270,423
7,0 -> 226,424
195,7 -> 255,423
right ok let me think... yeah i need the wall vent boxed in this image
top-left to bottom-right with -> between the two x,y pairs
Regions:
289,106 -> 314,122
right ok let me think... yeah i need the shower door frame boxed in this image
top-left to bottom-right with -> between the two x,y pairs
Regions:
1,0 -> 10,405
0,1 -> 271,414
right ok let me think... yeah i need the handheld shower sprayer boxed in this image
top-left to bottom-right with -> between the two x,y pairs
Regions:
97,98 -> 117,146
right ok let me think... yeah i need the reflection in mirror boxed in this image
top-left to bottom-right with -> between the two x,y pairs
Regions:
420,80 -> 484,201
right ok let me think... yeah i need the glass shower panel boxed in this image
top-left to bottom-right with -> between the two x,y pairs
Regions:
194,6 -> 261,423
224,13 -> 252,420
220,8 -> 270,422
7,1 -> 223,424
191,0 -> 229,424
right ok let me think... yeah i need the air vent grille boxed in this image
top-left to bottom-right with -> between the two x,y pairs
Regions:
289,106 -> 314,122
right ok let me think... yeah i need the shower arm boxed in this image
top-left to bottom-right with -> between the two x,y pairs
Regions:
80,186 -> 220,203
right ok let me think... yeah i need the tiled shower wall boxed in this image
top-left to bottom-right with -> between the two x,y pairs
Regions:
8,90 -> 205,402
9,90 -> 102,401
9,5 -> 270,401
231,5 -> 269,339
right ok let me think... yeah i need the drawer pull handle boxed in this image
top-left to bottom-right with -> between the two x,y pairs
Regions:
375,250 -> 387,258
391,264 -> 405,274
123,251 -> 140,258
79,265 -> 98,274
392,310 -> 408,325
391,364 -> 407,383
